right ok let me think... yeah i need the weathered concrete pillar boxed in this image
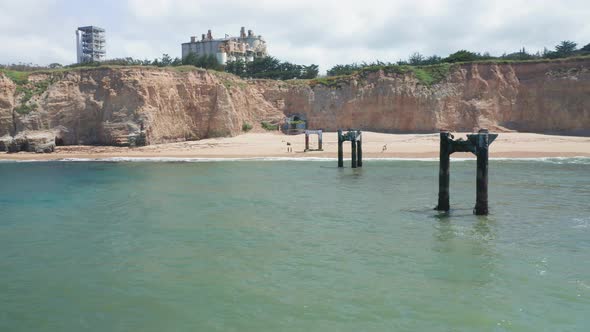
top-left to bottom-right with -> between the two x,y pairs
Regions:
351,132 -> 357,168
318,132 -> 323,151
357,131 -> 363,168
474,130 -> 490,215
338,129 -> 343,168
305,133 -> 309,151
436,131 -> 451,211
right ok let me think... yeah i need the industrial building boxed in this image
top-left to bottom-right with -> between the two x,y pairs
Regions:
181,27 -> 268,65
76,26 -> 106,63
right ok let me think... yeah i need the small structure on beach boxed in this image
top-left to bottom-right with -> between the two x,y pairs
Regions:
304,130 -> 323,152
338,129 -> 363,168
282,115 -> 307,135
435,129 -> 498,215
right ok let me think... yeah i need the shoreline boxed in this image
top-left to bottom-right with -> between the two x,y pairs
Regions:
2,157 -> 590,163
1,132 -> 589,161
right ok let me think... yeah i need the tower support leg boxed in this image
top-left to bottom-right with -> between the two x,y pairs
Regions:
357,133 -> 363,167
436,131 -> 451,211
338,130 -> 343,168
351,132 -> 357,169
474,132 -> 490,215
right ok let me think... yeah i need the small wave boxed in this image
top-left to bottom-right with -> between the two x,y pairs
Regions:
572,218 -> 590,229
491,157 -> 590,164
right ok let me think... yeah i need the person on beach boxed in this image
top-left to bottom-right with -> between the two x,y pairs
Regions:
382,144 -> 387,153
287,142 -> 291,153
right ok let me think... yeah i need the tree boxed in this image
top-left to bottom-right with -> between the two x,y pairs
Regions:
226,56 -> 318,80
160,54 -> 173,66
181,53 -> 223,70
302,64 -> 319,79
422,55 -> 442,65
555,40 -> 577,57
327,64 -> 361,76
408,52 -> 425,65
444,50 -> 480,63
502,47 -> 536,60
581,43 -> 590,53
171,57 -> 182,66
225,59 -> 247,77
48,63 -> 63,69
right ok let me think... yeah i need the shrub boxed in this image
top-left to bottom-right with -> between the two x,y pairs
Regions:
242,122 -> 253,132
261,121 -> 278,131
15,103 -> 36,115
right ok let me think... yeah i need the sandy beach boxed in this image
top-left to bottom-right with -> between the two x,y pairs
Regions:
1,132 -> 589,160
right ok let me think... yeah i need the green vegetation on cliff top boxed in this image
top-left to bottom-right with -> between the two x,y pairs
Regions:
310,63 -> 453,87
2,54 -> 590,89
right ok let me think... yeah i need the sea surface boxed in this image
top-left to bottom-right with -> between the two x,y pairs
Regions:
1,158 -> 589,331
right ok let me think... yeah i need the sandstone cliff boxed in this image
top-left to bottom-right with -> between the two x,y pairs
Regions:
262,58 -> 590,134
0,74 -> 15,137
0,67 -> 283,148
0,58 -> 588,150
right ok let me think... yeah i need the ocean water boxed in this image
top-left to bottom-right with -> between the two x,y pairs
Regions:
1,158 -> 589,331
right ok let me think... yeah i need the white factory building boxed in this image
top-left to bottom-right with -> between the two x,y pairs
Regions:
181,27 -> 268,65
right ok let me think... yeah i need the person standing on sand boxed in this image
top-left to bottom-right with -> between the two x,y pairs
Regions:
382,144 -> 387,153
287,142 -> 291,153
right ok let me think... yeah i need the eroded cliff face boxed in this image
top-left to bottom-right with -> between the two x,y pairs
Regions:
0,74 -> 15,137
262,58 -> 590,134
0,68 -> 283,147
0,58 -> 588,150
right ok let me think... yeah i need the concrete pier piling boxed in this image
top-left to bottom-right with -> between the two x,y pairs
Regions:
357,131 -> 363,167
305,130 -> 324,152
337,130 -> 344,168
471,129 -> 492,215
435,129 -> 497,215
337,129 -> 363,168
436,131 -> 451,212
351,132 -> 357,168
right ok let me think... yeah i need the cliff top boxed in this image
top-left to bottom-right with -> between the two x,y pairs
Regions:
2,55 -> 590,88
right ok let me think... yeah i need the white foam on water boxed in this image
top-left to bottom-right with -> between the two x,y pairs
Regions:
0,156 -> 589,163
572,218 -> 590,229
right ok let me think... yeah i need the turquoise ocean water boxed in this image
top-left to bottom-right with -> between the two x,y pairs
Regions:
1,158 -> 589,331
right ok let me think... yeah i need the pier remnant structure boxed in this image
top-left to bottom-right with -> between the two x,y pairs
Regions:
304,130 -> 323,152
337,129 -> 363,168
435,129 -> 497,215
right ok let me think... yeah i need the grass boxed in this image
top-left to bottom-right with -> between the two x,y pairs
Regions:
309,75 -> 350,88
309,54 -> 590,88
8,78 -> 53,116
310,63 -> 452,88
412,63 -> 453,86
15,103 -> 37,115
221,79 -> 248,90
1,69 -> 30,85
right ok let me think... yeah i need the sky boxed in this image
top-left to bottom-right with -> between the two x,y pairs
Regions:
0,0 -> 589,72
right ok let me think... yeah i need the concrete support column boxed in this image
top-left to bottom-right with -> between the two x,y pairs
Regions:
337,129 -> 343,168
436,131 -> 451,212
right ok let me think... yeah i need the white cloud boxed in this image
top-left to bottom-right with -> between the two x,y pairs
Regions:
0,0 -> 588,72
